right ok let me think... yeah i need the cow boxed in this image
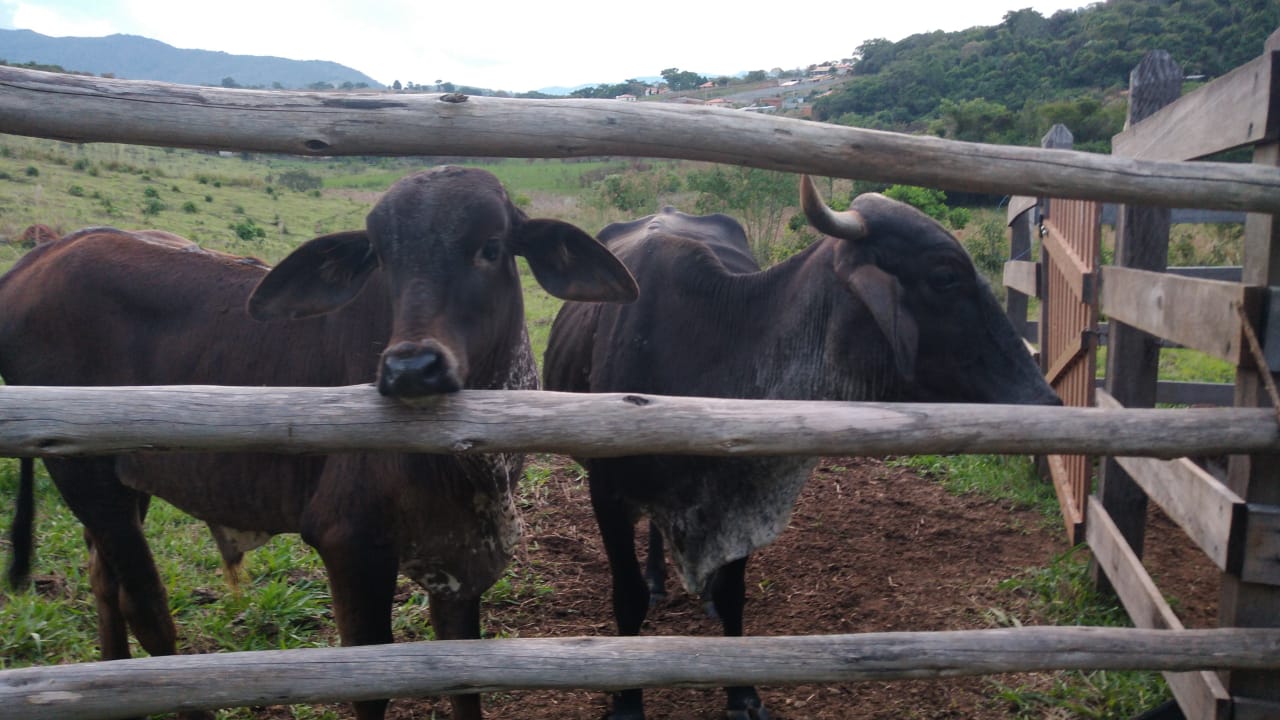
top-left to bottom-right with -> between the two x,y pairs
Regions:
0,165 -> 638,720
543,175 -> 1060,720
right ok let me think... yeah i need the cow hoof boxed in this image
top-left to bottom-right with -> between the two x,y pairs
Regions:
725,706 -> 771,720
703,599 -> 720,620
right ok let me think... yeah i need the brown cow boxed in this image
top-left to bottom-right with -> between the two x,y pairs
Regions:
0,166 -> 637,720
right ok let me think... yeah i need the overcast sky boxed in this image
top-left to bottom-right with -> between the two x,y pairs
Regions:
0,0 -> 1090,92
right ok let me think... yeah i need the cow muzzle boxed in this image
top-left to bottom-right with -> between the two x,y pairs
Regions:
378,340 -> 463,397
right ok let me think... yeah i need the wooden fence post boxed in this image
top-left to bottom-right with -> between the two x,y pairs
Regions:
1220,29 -> 1280,719
1091,51 -> 1181,593
1006,206 -> 1033,341
1038,123 -> 1073,375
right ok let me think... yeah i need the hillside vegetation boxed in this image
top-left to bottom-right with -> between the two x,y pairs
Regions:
813,0 -> 1278,151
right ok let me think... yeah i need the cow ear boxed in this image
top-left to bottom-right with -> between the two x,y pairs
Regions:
248,231 -> 379,321
843,259 -> 918,382
514,219 -> 639,303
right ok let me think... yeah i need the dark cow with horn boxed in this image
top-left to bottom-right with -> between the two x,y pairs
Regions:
0,165 -> 638,720
544,175 -> 1060,720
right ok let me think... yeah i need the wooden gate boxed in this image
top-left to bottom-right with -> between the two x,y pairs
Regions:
1040,196 -> 1101,544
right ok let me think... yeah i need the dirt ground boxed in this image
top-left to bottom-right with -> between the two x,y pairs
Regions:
281,455 -> 1221,720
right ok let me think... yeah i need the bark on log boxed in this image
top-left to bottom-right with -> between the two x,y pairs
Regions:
1,385 -> 1277,459
1,628 -> 1278,720
0,67 -> 1277,212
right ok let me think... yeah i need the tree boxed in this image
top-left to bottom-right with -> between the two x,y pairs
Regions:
745,70 -> 768,83
660,67 -> 707,91
392,80 -> 402,91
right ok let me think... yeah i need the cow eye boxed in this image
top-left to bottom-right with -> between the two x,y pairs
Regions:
479,239 -> 502,262
927,267 -> 965,292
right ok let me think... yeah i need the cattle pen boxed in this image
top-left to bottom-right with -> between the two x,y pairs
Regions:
0,27 -> 1279,720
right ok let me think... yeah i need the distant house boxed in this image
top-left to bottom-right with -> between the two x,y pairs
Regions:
615,93 -> 637,102
706,97 -> 734,108
698,80 -> 716,89
834,63 -> 853,75
809,65 -> 832,77
778,79 -> 800,87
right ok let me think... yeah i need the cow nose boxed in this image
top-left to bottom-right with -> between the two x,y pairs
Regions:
378,342 -> 462,397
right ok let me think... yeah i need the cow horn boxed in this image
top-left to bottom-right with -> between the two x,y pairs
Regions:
800,174 -> 868,240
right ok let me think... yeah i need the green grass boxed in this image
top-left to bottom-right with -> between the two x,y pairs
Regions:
893,453 -> 1174,716
991,547 -> 1171,718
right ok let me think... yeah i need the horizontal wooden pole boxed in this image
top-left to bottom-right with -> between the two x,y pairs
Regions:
2,386 -> 1280,459
2,627 -> 1277,720
0,67 -> 1278,212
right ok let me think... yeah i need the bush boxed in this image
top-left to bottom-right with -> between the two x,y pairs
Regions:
143,186 -> 160,199
275,169 -> 324,193
67,185 -> 85,197
181,201 -> 199,214
24,166 -> 38,177
141,198 -> 166,216
231,218 -> 266,242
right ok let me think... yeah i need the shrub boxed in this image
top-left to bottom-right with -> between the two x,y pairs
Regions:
141,198 -> 166,216
275,169 -> 324,193
181,201 -> 199,214
67,185 -> 85,197
24,166 -> 38,177
231,218 -> 266,242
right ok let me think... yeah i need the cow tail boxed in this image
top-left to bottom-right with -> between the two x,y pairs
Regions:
7,458 -> 35,590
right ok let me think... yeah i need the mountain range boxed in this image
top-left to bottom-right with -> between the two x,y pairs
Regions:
0,28 -> 382,89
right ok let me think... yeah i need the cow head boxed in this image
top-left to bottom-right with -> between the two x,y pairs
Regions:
800,175 -> 1059,406
247,166 -> 638,398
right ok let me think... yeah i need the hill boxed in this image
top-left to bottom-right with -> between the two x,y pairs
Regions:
812,0 -> 1279,152
0,28 -> 382,89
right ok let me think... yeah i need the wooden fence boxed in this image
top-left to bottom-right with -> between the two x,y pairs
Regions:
0,29 -> 1279,719
1005,31 -> 1280,720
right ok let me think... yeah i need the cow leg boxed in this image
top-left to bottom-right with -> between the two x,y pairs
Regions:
429,591 -> 483,720
306,519 -> 398,720
47,459 -> 177,661
709,557 -> 770,720
589,473 -> 649,720
643,520 -> 667,605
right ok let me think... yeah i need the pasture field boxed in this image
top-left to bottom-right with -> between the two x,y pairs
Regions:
0,135 -> 1238,718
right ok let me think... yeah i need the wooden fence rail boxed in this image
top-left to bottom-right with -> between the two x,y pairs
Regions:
1,385 -> 1278,459
1,66 -> 1279,213
2,628 -> 1278,720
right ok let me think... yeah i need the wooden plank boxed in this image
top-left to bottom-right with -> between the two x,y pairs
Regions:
1100,266 -> 1246,364
1099,382 -> 1246,572
1112,52 -> 1279,161
5,385 -> 1280,459
1235,698 -> 1280,720
1241,505 -> 1280,586
1,628 -> 1276,720
1044,331 -> 1089,386
1086,496 -> 1233,720
1003,260 -> 1040,297
1153,381 -> 1235,407
1007,195 -> 1037,224
1042,219 -> 1095,302
1100,204 -> 1248,227
0,67 -> 1278,213
1048,454 -> 1086,544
